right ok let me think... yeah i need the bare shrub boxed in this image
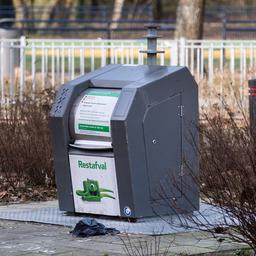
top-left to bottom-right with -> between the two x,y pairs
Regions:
0,89 -> 56,202
153,100 -> 256,252
197,103 -> 256,251
120,234 -> 172,256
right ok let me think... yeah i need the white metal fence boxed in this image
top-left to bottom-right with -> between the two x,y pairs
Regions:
1,37 -> 256,108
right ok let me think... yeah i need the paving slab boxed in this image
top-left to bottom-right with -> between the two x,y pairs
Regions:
0,201 -> 249,255
0,220 -> 248,256
0,200 -> 227,235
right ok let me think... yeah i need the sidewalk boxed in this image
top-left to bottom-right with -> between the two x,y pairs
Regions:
0,201 -> 248,256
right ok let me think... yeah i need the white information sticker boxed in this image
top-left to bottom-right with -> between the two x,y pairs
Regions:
74,89 -> 120,137
69,154 -> 121,216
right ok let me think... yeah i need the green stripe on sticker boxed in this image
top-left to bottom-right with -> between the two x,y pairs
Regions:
86,91 -> 120,97
78,124 -> 110,132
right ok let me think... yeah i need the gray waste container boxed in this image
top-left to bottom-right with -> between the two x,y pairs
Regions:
50,64 -> 199,219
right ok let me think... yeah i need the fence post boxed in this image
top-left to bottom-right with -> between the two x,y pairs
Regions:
71,42 -> 75,80
51,42 -> 55,87
208,42 -> 213,85
179,38 -> 186,66
31,41 -> 36,99
19,35 -> 26,101
9,41 -> 14,102
230,44 -> 235,82
41,41 -> 45,89
170,40 -> 178,66
101,41 -> 106,67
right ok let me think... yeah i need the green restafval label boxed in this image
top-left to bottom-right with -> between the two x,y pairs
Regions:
78,123 -> 109,132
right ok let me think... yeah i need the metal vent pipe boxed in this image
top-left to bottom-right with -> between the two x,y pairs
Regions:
140,25 -> 164,65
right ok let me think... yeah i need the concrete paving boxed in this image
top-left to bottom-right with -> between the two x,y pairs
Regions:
0,201 -> 249,255
0,219 -> 248,255
0,200 -> 228,235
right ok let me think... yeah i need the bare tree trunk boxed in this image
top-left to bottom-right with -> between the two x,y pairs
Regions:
152,0 -> 163,21
35,0 -> 59,28
128,0 -> 139,19
110,0 -> 125,30
14,0 -> 78,30
65,0 -> 78,21
36,0 -> 77,28
12,0 -> 27,28
90,0 -> 98,19
175,0 -> 205,39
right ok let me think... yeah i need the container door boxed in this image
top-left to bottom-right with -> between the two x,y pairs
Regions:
143,93 -> 182,201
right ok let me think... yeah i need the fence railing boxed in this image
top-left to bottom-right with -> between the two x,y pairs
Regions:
1,37 -> 256,110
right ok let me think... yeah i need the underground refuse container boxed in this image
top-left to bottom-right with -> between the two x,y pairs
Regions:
50,64 -> 199,219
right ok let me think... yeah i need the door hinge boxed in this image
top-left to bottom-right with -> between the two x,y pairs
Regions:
178,105 -> 184,117
180,164 -> 185,177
